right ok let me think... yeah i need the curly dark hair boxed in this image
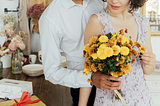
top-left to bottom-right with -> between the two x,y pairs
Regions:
102,0 -> 147,13
129,0 -> 147,13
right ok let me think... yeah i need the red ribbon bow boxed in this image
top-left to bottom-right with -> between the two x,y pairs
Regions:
6,92 -> 41,106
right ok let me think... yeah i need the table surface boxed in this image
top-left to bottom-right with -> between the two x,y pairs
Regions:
0,55 -> 73,106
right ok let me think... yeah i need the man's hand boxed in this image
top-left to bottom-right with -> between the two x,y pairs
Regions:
91,72 -> 122,90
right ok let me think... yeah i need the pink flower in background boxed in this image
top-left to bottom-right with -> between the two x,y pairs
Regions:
26,3 -> 48,22
6,29 -> 15,37
21,57 -> 27,63
6,38 -> 12,42
16,42 -> 25,50
0,50 -> 4,56
4,22 -> 15,37
15,35 -> 22,42
8,42 -> 17,51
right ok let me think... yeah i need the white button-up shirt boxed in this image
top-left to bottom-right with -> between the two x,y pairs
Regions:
39,0 -> 103,88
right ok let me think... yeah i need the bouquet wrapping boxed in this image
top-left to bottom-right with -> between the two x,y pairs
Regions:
83,29 -> 146,104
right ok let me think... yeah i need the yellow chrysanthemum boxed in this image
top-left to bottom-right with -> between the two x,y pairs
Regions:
128,51 -> 133,56
125,37 -> 129,44
134,41 -> 141,48
139,45 -> 146,54
99,44 -> 107,49
91,44 -> 98,48
91,53 -> 98,60
83,61 -> 88,67
110,71 -> 119,77
83,66 -> 91,74
112,32 -> 116,36
129,40 -> 133,46
120,46 -> 129,56
105,47 -> 114,57
97,47 -> 113,59
127,44 -> 133,51
84,44 -> 90,51
99,35 -> 108,43
108,37 -> 117,46
117,35 -> 128,45
84,52 -> 89,58
120,63 -> 131,75
118,71 -> 124,76
120,29 -> 124,35
112,45 -> 120,55
91,64 -> 97,72
87,79 -> 92,83
110,71 -> 124,77
88,47 -> 94,56
127,56 -> 130,61
115,62 -> 119,66
97,48 -> 107,59
83,72 -> 88,75
98,64 -> 103,71
89,36 -> 97,44
119,56 -> 125,64
131,58 -> 136,64
132,49 -> 138,57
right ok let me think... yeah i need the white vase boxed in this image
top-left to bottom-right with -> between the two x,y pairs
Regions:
1,54 -> 11,68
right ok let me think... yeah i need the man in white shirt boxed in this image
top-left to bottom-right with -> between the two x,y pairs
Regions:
39,0 -> 122,105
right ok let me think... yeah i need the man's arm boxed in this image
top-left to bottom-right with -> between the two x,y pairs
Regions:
84,14 -> 122,90
39,16 -> 92,88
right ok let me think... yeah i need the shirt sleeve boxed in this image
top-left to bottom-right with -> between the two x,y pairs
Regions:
39,16 -> 92,88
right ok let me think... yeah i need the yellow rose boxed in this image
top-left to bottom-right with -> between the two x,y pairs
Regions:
112,45 -> 120,55
99,35 -> 108,43
120,46 -> 129,56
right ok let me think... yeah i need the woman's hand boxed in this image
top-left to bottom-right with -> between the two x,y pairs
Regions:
141,53 -> 156,75
91,72 -> 122,90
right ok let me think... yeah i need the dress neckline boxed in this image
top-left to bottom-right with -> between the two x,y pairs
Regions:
103,8 -> 140,43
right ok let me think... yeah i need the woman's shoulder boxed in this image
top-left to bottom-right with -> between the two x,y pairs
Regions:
94,8 -> 109,16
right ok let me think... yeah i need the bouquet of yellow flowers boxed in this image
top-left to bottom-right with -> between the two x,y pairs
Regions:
83,29 -> 146,104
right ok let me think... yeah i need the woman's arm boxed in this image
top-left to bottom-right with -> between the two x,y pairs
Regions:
141,23 -> 156,75
78,87 -> 92,106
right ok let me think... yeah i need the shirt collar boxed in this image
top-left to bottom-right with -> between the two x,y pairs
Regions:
60,0 -> 91,9
60,0 -> 76,9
